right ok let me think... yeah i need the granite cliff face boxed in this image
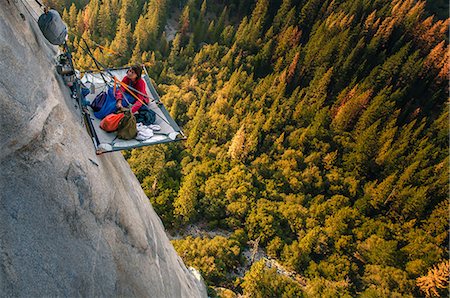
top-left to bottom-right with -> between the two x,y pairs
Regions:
0,2 -> 206,297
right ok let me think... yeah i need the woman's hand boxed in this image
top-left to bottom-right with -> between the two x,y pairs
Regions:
116,100 -> 123,109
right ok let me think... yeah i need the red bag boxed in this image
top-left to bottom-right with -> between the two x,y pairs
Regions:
100,113 -> 124,132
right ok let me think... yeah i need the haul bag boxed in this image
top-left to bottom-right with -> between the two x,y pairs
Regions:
117,110 -> 137,140
38,10 -> 67,45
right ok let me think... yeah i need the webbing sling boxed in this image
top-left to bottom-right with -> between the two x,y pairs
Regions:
113,77 -> 148,108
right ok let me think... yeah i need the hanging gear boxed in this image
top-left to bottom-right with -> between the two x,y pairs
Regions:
37,9 -> 67,45
56,53 -> 74,75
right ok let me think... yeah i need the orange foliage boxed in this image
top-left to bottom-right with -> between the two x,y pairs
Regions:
287,52 -> 300,84
331,85 -> 359,117
422,41 -> 449,82
417,260 -> 450,297
325,11 -> 355,30
374,17 -> 396,44
364,11 -> 377,31
415,17 -> 450,51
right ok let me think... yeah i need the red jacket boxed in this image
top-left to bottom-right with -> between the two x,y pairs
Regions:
115,76 -> 149,113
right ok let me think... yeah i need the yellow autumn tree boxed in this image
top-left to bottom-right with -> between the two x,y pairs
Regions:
417,260 -> 450,297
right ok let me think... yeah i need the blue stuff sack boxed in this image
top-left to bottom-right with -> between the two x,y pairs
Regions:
93,86 -> 134,119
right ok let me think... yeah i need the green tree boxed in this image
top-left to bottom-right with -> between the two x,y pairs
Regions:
241,260 -> 304,298
110,17 -> 133,66
172,236 -> 241,284
173,170 -> 200,224
97,0 -> 115,40
357,235 -> 398,267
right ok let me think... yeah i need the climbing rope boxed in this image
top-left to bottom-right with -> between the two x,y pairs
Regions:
71,33 -> 124,57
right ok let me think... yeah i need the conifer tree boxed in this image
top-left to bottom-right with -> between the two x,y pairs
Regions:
75,9 -> 84,35
228,124 -> 246,160
273,0 -> 293,31
180,5 -> 191,37
83,0 -> 100,37
213,6 -> 228,42
97,0 -> 115,40
246,0 -> 269,48
298,0 -> 322,34
186,95 -> 208,151
169,33 -> 182,66
173,171 -> 199,224
119,0 -> 139,27
68,3 -> 78,31
110,17 -> 133,66
62,8 -> 69,28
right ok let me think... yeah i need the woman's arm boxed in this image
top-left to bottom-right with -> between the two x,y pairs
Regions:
115,77 -> 130,109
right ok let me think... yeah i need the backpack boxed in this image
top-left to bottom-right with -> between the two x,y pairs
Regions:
117,109 -> 137,140
37,10 -> 67,45
90,91 -> 107,112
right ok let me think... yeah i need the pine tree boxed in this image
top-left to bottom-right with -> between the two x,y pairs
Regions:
294,67 -> 333,127
242,260 -> 303,297
169,33 -> 182,66
254,39 -> 274,77
97,0 -> 115,40
180,5 -> 190,37
83,0 -> 100,37
332,89 -> 372,132
110,17 -> 133,66
247,0 -> 269,47
68,3 -> 78,31
119,0 -> 139,27
134,16 -> 150,53
193,1 -> 208,43
228,124 -> 246,161
298,0 -> 322,34
273,0 -> 293,31
173,171 -> 199,224
213,6 -> 228,42
364,43 -> 411,92
355,87 -> 397,133
75,9 -> 84,35
343,119 -> 381,177
62,8 -> 70,27
186,95 -> 208,151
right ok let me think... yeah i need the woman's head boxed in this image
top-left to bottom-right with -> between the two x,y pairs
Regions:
126,64 -> 142,81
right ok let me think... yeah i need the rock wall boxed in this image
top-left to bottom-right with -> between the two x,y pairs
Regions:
0,1 -> 206,297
